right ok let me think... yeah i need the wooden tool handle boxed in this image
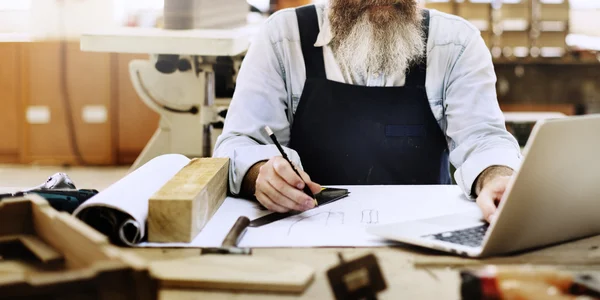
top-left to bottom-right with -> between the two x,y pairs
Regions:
222,216 -> 250,248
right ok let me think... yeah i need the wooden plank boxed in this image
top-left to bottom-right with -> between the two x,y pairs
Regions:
0,261 -> 35,275
18,236 -> 63,264
64,41 -> 114,165
413,234 -> 600,269
22,41 -> 113,165
149,255 -> 314,294
275,0 -> 311,10
0,236 -> 20,244
148,158 -> 229,243
30,195 -> 112,269
22,41 -> 71,164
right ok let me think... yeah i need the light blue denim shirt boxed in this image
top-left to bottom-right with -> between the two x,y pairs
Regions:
213,4 -> 523,198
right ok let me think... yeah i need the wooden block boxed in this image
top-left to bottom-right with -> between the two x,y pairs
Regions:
148,158 -> 229,243
149,255 -> 314,293
500,104 -> 575,116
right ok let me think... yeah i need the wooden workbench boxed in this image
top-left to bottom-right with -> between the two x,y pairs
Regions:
125,233 -> 600,299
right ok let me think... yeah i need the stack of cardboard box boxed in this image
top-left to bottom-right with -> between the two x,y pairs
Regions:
422,0 -> 455,15
423,0 -> 571,58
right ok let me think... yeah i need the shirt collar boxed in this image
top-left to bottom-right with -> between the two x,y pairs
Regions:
314,6 -> 333,47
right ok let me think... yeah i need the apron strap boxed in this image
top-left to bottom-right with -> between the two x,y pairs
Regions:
405,9 -> 430,88
296,5 -> 327,79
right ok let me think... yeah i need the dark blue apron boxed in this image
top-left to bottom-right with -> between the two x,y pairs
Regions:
289,5 -> 451,185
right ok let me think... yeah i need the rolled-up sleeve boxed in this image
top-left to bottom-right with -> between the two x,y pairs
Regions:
212,15 -> 301,196
445,31 -> 523,198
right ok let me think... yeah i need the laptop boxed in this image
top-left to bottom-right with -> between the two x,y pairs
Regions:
367,114 -> 600,257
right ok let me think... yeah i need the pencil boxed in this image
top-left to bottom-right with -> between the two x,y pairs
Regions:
264,126 -> 318,207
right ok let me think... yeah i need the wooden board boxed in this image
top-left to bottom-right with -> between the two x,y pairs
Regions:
30,196 -> 112,269
149,255 -> 314,294
0,198 -> 34,236
148,158 -> 229,243
116,53 -> 159,165
17,235 -> 63,264
127,245 -> 600,300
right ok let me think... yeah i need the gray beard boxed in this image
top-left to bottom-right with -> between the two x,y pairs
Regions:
332,13 -> 425,80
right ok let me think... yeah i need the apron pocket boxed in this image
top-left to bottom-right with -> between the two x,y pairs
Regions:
385,125 -> 426,137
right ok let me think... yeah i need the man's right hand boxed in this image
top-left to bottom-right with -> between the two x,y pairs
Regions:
244,157 -> 322,213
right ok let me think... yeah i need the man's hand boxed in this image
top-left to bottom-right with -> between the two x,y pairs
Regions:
475,166 -> 514,223
241,157 -> 322,213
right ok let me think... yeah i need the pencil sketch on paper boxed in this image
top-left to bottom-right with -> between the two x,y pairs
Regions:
287,210 -> 345,236
361,209 -> 379,224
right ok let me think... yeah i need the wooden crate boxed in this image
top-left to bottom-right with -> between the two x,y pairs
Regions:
536,31 -> 567,57
0,195 -> 157,299
20,41 -> 115,165
0,42 -> 22,163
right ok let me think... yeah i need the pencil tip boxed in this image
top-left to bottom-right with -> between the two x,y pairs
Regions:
264,126 -> 274,135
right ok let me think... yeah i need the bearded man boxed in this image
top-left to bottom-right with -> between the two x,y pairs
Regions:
213,0 -> 522,223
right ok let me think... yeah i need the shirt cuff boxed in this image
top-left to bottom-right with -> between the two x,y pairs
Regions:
226,145 -> 302,196
454,148 -> 523,199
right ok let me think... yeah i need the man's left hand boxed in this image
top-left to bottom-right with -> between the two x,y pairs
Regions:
475,166 -> 514,223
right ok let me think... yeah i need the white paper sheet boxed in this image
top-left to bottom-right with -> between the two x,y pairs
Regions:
73,154 -> 190,245
141,185 -> 481,248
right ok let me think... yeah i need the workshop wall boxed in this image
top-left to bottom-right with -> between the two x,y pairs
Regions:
0,42 -> 21,163
0,41 -> 158,166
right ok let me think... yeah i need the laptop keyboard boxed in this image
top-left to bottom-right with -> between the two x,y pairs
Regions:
425,224 -> 490,247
